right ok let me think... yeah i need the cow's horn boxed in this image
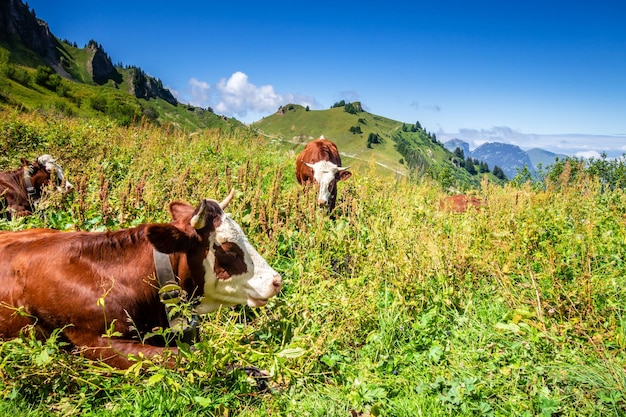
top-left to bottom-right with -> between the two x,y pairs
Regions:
190,200 -> 207,229
338,166 -> 351,171
304,162 -> 315,169
219,188 -> 236,209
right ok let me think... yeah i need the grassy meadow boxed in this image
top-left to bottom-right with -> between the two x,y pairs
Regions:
1,109 -> 626,416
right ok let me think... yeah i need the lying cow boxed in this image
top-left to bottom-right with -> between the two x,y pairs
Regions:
439,194 -> 486,213
0,190 -> 282,369
295,136 -> 352,212
0,154 -> 73,219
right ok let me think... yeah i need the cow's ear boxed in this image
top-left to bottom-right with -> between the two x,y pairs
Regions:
147,224 -> 194,253
339,171 -> 352,181
168,202 -> 195,222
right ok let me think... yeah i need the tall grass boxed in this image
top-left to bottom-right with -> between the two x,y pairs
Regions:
1,109 -> 625,416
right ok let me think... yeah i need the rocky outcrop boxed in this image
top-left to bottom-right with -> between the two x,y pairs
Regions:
128,67 -> 177,105
86,41 -> 122,85
0,0 -> 73,78
2,0 -> 178,104
0,0 -> 59,64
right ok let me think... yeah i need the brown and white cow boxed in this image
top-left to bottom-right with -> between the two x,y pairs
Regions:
295,136 -> 352,212
0,190 -> 282,369
439,194 -> 486,213
0,154 -> 73,219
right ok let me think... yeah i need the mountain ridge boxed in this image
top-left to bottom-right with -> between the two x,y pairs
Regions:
0,0 -> 178,105
444,139 -> 567,179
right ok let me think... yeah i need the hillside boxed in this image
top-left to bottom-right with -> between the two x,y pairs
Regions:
526,147 -> 567,171
0,0 -> 238,131
253,103 -> 494,187
470,142 -> 535,179
253,104 -> 406,175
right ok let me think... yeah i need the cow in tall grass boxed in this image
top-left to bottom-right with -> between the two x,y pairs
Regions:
295,136 -> 352,212
0,154 -> 73,219
0,190 -> 282,369
439,194 -> 486,213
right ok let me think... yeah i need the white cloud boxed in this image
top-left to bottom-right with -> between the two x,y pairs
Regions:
214,72 -> 279,117
410,101 -> 440,112
188,77 -> 211,105
175,71 -> 318,123
337,90 -> 360,103
575,150 -> 602,159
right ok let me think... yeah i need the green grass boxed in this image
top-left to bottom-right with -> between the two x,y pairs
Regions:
1,110 -> 626,416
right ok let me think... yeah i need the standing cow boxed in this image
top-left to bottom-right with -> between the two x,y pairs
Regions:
295,136 -> 352,212
0,154 -> 73,219
0,189 -> 282,369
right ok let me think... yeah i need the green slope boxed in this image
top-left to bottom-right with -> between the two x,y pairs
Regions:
253,104 -> 408,176
252,103 -> 491,187
0,34 -> 239,132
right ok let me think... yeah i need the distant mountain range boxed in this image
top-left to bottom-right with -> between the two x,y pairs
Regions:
444,139 -> 567,179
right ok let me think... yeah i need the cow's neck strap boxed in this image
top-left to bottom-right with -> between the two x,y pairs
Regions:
22,169 -> 37,199
153,249 -> 199,343
153,249 -> 176,288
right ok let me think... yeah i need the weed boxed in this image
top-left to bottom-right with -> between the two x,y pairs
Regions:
1,110 -> 626,415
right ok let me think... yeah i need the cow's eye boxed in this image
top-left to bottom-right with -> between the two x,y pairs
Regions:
218,250 -> 237,263
214,243 -> 240,265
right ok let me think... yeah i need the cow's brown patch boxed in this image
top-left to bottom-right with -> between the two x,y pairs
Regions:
213,242 -> 247,280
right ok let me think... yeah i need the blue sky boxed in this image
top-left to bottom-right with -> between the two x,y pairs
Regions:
26,0 -> 626,157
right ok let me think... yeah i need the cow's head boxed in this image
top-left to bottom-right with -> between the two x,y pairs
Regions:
23,155 -> 73,194
148,190 -> 282,314
304,160 -> 352,206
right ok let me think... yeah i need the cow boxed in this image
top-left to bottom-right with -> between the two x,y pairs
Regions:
0,154 -> 73,219
0,189 -> 282,369
295,136 -> 352,212
439,194 -> 486,213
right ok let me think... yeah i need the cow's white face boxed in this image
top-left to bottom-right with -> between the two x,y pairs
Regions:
195,214 -> 282,313
38,154 -> 73,192
309,160 -> 340,206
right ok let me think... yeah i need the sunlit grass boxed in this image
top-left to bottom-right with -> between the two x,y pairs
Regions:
1,109 -> 626,416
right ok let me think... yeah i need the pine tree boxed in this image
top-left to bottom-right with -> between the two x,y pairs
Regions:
465,157 -> 477,175
493,166 -> 506,180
